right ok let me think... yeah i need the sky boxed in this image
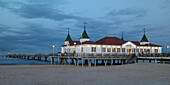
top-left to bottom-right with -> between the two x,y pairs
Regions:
0,0 -> 170,54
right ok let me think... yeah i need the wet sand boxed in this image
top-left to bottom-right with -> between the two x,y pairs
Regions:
0,63 -> 170,85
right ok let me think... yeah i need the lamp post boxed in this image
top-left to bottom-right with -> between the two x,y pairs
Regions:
167,46 -> 169,53
51,45 -> 55,65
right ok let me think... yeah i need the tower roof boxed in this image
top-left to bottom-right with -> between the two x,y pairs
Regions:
65,34 -> 72,41
140,28 -> 149,42
80,22 -> 90,39
65,28 -> 72,41
81,29 -> 90,39
140,34 -> 149,42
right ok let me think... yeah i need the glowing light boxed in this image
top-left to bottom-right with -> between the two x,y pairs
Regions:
87,45 -> 90,47
97,45 -> 101,47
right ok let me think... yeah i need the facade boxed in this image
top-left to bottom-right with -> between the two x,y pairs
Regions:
61,26 -> 162,55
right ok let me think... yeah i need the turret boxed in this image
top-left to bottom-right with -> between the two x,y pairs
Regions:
80,22 -> 90,42
65,27 -> 72,45
140,28 -> 149,45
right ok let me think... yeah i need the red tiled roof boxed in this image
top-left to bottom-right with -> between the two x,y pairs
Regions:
130,41 -> 162,47
69,41 -> 80,45
66,37 -> 162,47
82,41 -> 98,44
95,37 -> 126,45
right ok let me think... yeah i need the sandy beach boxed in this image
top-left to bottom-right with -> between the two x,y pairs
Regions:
0,63 -> 170,85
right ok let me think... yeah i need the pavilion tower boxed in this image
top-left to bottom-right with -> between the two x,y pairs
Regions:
121,32 -> 124,40
80,22 -> 90,42
140,28 -> 149,45
65,27 -> 72,45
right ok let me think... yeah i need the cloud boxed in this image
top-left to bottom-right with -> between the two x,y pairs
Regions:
0,0 -> 82,21
108,8 -> 147,17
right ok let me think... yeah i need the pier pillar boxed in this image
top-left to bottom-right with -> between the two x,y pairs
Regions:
85,60 -> 88,64
96,60 -> 98,65
71,59 -> 74,64
111,60 -> 113,66
77,59 -> 79,66
27,56 -> 30,60
45,57 -> 47,61
75,59 -> 77,65
105,60 -> 107,66
142,60 -> 144,63
121,60 -> 124,65
94,59 -> 96,67
88,59 -> 91,67
113,60 -> 115,65
33,57 -> 35,60
82,58 -> 83,67
68,58 -> 70,65
136,59 -> 138,63
102,60 -> 104,65
155,59 -> 157,63
31,57 -> 33,60
149,60 -> 151,63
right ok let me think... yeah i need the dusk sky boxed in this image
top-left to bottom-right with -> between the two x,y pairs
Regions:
0,0 -> 170,54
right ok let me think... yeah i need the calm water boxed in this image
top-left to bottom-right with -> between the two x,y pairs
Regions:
0,56 -> 160,65
0,56 -> 54,65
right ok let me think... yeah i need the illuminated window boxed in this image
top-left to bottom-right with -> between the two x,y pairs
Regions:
107,48 -> 111,52
112,48 -> 116,52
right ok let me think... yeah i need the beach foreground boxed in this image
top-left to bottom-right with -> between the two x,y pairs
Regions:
0,63 -> 170,85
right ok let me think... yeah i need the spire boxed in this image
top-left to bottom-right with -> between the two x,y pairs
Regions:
140,28 -> 149,42
65,27 -> 72,41
81,22 -> 90,39
121,32 -> 124,40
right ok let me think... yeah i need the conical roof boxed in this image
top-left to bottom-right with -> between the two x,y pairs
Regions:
81,29 -> 90,39
140,34 -> 149,42
65,28 -> 72,41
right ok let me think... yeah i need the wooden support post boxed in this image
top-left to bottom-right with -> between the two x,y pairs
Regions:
149,60 -> 151,63
69,58 -> 70,65
105,60 -> 107,66
27,56 -> 29,60
85,60 -> 88,64
72,59 -> 74,64
96,60 -> 98,65
94,59 -> 96,67
143,60 -> 144,63
33,57 -> 35,60
111,59 -> 113,66
155,59 -> 157,63
82,58 -> 83,67
77,59 -> 79,66
45,57 -> 47,61
102,60 -> 104,65
136,59 -> 138,63
74,59 -> 76,65
58,57 -> 60,64
113,60 -> 115,65
88,59 -> 91,67
122,60 -> 124,65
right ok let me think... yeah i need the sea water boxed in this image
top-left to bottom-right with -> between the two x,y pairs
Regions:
0,56 -> 54,65
0,55 -> 161,65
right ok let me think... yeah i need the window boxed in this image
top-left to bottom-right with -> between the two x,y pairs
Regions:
107,48 -> 111,52
137,49 -> 139,52
122,48 -> 125,52
81,47 -> 83,52
117,48 -> 120,52
112,48 -> 116,52
91,47 -> 96,52
144,49 -> 147,52
102,47 -> 106,52
140,49 -> 143,52
132,48 -> 135,52
155,49 -> 158,53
